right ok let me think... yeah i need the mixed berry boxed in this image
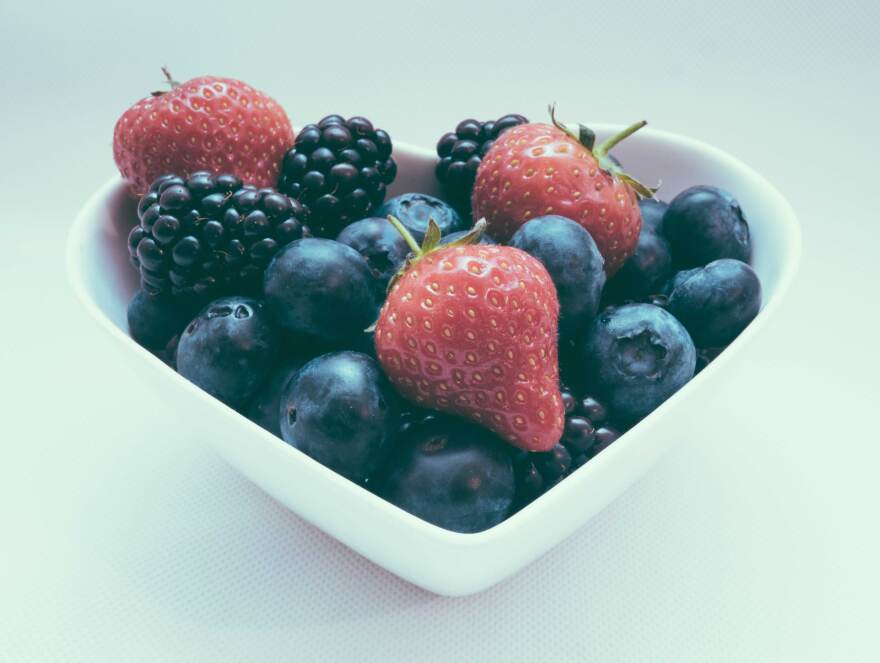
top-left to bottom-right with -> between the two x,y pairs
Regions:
435,114 -> 529,215
128,172 -> 309,298
277,115 -> 396,238
112,71 -> 763,534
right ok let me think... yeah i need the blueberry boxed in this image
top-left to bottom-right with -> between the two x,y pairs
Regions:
638,198 -> 668,234
126,289 -> 200,351
438,229 -> 497,246
280,352 -> 399,484
263,238 -> 377,343
695,346 -> 724,374
176,297 -> 278,408
662,267 -> 702,296
578,303 -> 696,423
376,193 -> 466,243
156,333 -> 181,369
244,362 -> 305,438
336,217 -> 411,294
663,186 -> 751,267
604,213 -> 673,303
377,416 -> 515,533
509,215 -> 606,338
666,259 -> 762,347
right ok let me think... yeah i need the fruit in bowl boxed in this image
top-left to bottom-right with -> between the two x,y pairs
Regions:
113,69 -> 295,197
68,82 -> 800,595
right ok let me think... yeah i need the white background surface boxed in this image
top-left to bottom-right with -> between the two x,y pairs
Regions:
2,1 -> 878,661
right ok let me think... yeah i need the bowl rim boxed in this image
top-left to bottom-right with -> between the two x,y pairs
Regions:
65,124 -> 802,550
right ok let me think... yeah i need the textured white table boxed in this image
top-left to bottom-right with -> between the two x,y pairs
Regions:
2,1 -> 878,661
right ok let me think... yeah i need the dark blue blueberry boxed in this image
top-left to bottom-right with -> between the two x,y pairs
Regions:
263,238 -> 377,343
666,259 -> 762,347
662,267 -> 702,296
280,352 -> 399,484
438,229 -> 496,245
509,215 -> 606,338
604,209 -> 673,303
663,186 -> 751,267
176,297 -> 278,408
244,362 -> 306,438
336,217 -> 411,294
376,193 -> 466,243
126,289 -> 200,352
638,198 -> 668,234
349,328 -> 378,360
377,416 -> 515,533
578,303 -> 696,423
695,346 -> 724,374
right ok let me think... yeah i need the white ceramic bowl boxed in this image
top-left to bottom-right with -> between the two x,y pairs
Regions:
67,126 -> 800,596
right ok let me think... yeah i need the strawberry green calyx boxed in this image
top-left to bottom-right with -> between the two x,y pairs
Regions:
385,215 -> 487,291
548,103 -> 596,150
594,121 -> 659,198
548,104 -> 659,199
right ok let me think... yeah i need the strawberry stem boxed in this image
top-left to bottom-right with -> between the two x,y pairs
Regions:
548,107 -> 658,199
386,215 -> 422,255
151,66 -> 181,96
384,216 -> 488,292
594,120 -> 648,159
161,66 -> 181,88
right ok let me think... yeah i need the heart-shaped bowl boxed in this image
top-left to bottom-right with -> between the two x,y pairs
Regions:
67,125 -> 800,596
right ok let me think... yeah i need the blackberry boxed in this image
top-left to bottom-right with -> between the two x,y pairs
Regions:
512,384 -> 623,510
278,115 -> 397,237
127,172 -> 309,298
435,113 -> 529,214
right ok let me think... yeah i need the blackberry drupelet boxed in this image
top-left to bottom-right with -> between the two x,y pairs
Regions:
277,115 -> 397,237
435,113 -> 529,214
511,384 -> 622,510
128,172 -> 309,298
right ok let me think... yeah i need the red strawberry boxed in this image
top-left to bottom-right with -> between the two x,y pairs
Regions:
113,68 -> 294,197
374,218 -> 565,452
471,107 -> 656,274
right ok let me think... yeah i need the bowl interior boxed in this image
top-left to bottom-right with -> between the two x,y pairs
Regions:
67,126 -> 800,595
